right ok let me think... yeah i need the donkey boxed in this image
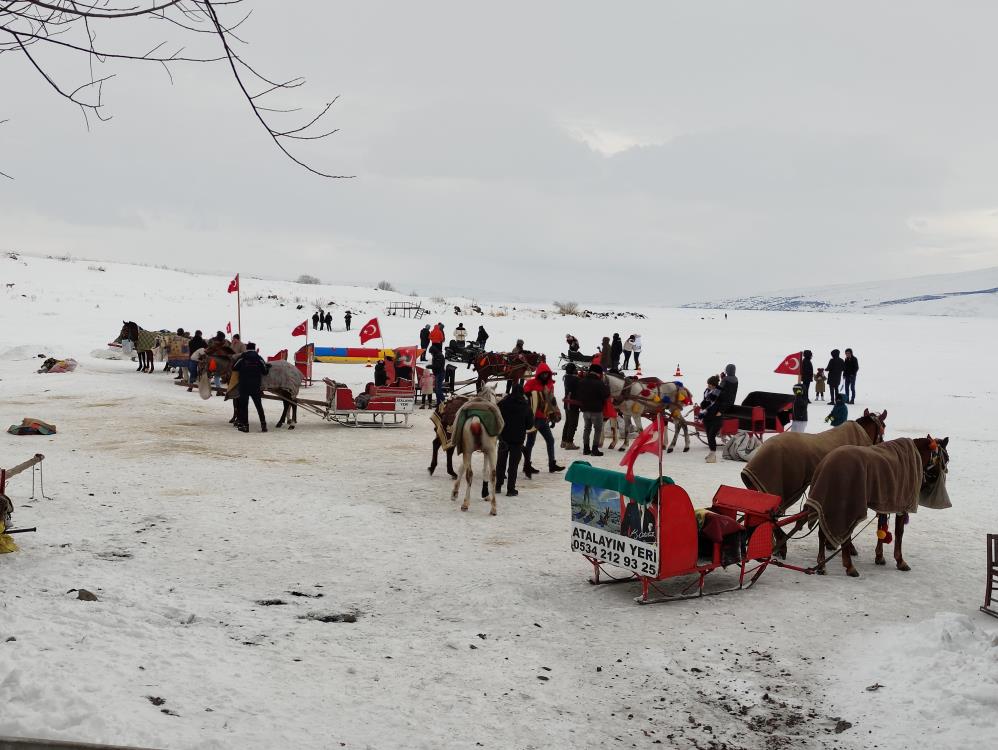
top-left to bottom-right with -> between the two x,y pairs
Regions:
450,387 -> 503,515
197,353 -> 303,429
807,436 -> 951,576
117,321 -> 158,373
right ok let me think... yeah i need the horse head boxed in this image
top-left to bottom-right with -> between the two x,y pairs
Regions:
915,435 -> 950,486
858,408 -> 887,444
119,321 -> 138,342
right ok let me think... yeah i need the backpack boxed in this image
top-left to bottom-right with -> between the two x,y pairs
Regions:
722,432 -> 762,462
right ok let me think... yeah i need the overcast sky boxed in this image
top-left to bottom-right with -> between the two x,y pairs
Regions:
4,1 -> 998,303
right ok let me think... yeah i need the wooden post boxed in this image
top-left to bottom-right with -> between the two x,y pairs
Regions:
236,275 -> 242,337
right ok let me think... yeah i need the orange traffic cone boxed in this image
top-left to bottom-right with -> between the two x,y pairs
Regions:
674,364 -> 683,377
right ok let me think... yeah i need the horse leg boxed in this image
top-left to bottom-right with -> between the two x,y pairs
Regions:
842,535 -> 859,577
446,446 -> 457,479
895,514 -> 910,571
450,451 -> 465,503
290,402 -> 297,430
667,417 -> 680,453
816,531 -> 827,575
681,419 -> 690,452
875,514 -> 887,565
486,441 -> 497,515
429,437 -> 440,475
461,456 -> 473,512
275,398 -> 287,429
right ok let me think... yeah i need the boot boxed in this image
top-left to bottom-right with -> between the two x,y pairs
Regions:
705,452 -> 717,463
237,425 -> 249,433
523,463 -> 537,479
261,423 -> 268,433
549,461 -> 565,472
591,448 -> 604,457
564,442 -> 579,451
506,487 -> 519,497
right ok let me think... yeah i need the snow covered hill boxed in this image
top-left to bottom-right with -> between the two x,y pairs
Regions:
685,265 -> 998,317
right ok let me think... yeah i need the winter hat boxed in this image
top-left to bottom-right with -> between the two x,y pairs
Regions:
565,363 -> 577,374
725,364 -> 736,376
590,364 -> 604,374
831,349 -> 840,357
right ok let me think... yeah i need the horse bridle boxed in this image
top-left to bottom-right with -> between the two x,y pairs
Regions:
868,412 -> 886,444
923,437 -> 949,485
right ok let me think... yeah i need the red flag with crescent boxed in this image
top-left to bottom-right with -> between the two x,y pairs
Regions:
774,351 -> 802,375
227,274 -> 239,293
359,317 -> 382,344
619,414 -> 664,482
291,320 -> 307,337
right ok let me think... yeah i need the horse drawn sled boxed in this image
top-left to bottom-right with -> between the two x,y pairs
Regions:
444,339 -> 483,365
692,391 -> 794,445
567,460 -> 798,603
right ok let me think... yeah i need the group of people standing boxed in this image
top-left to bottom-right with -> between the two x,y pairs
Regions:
312,310 -> 352,332
798,348 -> 860,405
566,333 -> 642,371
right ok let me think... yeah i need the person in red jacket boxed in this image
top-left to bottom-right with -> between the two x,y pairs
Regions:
522,362 -> 565,476
429,322 -> 445,346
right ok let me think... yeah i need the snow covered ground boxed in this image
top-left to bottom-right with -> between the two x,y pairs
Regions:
1,254 -> 996,749
687,265 -> 998,317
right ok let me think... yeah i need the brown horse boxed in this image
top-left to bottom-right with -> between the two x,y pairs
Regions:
809,436 -> 951,576
473,351 -> 544,392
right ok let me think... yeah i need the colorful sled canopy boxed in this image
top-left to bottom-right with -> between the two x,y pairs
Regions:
313,346 -> 423,365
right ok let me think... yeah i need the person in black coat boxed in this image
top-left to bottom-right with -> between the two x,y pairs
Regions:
476,325 -> 489,348
842,348 -> 859,404
312,311 -> 320,331
800,350 -> 814,402
826,349 -> 844,404
232,343 -> 269,432
430,343 -> 446,406
374,360 -> 388,387
419,325 -> 431,361
610,333 -> 623,372
497,382 -> 533,496
324,311 -> 332,331
575,364 -> 611,456
344,311 -> 352,330
560,363 -> 581,451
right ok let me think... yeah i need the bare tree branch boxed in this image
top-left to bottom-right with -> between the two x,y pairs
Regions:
0,1 -> 350,178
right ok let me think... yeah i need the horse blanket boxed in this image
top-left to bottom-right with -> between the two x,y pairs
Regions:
805,438 -> 923,548
115,327 -> 159,352
740,421 -> 872,513
451,397 -> 504,455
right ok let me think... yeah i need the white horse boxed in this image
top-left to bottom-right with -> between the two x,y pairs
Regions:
450,387 -> 503,515
605,372 -> 694,452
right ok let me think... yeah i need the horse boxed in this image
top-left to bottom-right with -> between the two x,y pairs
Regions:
450,387 -> 503,515
196,351 -> 303,429
806,436 -> 951,576
472,351 -> 544,392
740,409 -> 887,557
605,372 -> 694,452
116,322 -> 159,373
428,394 -> 469,478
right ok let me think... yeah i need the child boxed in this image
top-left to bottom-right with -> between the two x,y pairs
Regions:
814,368 -> 827,401
418,366 -> 435,409
825,397 -> 848,427
790,383 -> 808,432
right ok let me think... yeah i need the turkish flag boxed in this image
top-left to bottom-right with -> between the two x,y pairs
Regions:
619,414 -> 665,481
359,317 -> 382,344
227,274 -> 239,293
774,351 -> 803,375
291,320 -> 307,337
225,321 -> 232,335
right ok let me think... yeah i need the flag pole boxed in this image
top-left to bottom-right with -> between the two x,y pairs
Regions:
236,274 -> 242,336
